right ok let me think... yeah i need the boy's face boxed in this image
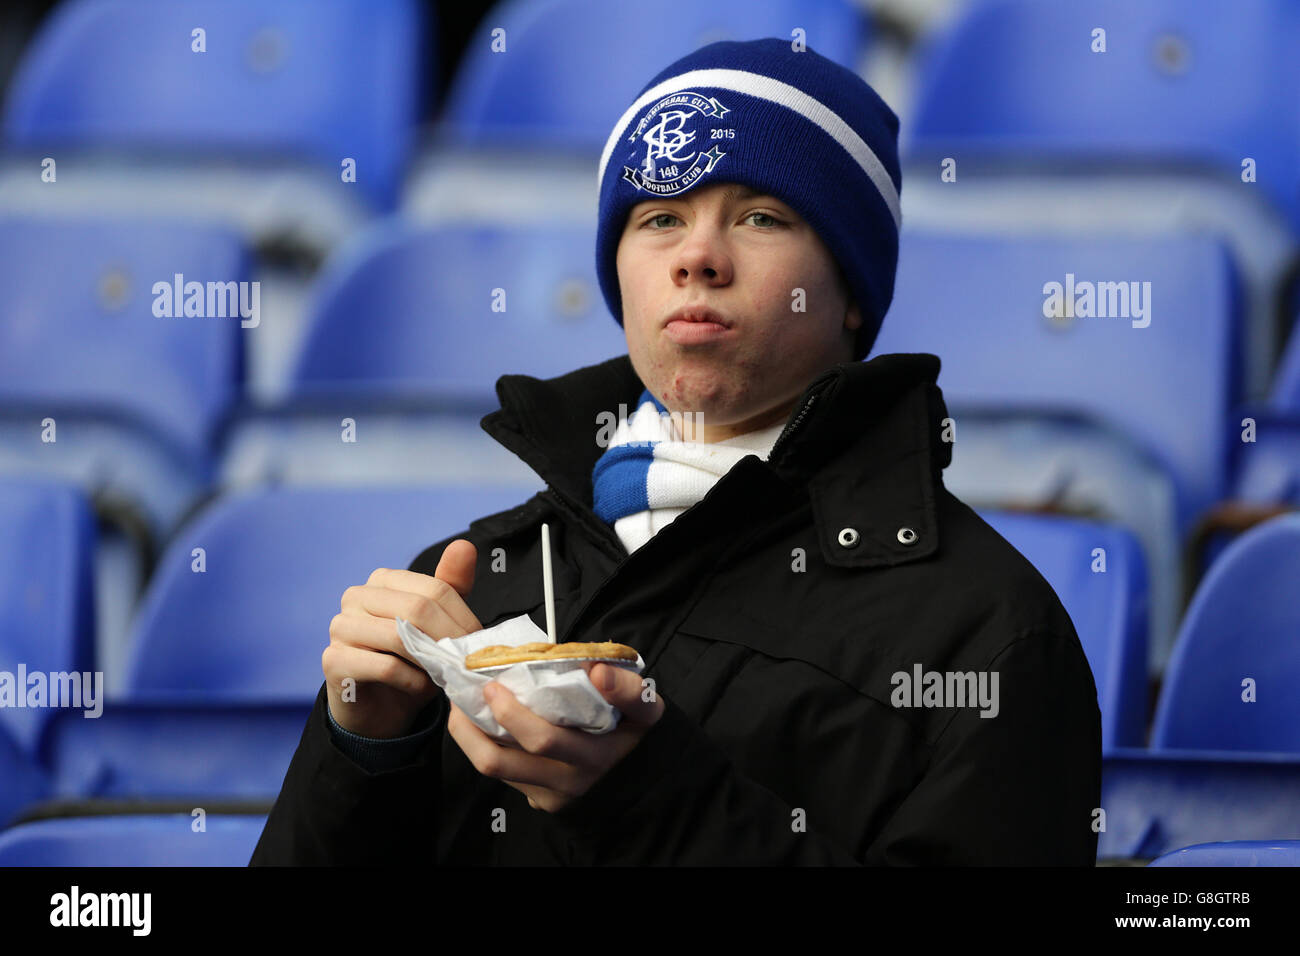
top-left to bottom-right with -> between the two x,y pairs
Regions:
615,181 -> 862,441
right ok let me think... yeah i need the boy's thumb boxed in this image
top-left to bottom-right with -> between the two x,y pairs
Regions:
433,539 -> 477,597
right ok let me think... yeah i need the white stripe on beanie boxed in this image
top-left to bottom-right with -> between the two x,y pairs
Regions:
598,67 -> 901,231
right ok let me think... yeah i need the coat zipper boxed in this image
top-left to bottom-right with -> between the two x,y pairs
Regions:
544,481 -> 625,562
768,391 -> 819,463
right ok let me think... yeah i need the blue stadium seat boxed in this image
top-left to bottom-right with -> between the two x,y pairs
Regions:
218,219 -> 620,489
879,233 -> 1237,523
874,231 -> 1239,672
979,511 -> 1147,753
122,485 -> 531,700
0,814 -> 266,866
2,0 -> 424,211
1149,840 -> 1300,866
291,220 -> 626,400
440,0 -> 867,152
907,0 -> 1300,231
0,477 -> 95,754
878,234 -> 1232,522
1150,514 -> 1300,753
0,216 -> 249,540
901,0 -> 1298,400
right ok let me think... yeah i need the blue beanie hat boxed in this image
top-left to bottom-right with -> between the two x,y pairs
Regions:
595,37 -> 902,362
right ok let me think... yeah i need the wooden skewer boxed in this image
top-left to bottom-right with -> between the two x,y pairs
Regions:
541,522 -> 557,644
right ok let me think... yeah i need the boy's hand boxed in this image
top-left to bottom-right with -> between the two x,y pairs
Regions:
447,659 -> 665,812
324,540 -> 480,739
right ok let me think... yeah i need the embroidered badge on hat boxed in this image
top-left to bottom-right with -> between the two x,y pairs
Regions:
620,91 -> 732,196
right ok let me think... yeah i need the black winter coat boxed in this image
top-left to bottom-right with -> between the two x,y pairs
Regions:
251,352 -> 1102,866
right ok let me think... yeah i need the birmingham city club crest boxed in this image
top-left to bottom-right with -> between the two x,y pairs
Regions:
622,91 -> 731,195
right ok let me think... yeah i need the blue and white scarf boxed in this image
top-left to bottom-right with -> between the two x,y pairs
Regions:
591,389 -> 787,554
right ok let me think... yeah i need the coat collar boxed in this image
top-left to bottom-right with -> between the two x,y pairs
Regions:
480,352 -> 951,569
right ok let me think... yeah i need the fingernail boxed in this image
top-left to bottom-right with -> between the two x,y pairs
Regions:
483,683 -> 498,702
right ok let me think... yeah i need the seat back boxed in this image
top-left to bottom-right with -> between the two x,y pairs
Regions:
874,231 -> 1240,527
122,485 -> 530,700
0,216 -> 249,466
1151,514 -> 1300,752
2,0 -> 423,208
907,0 -> 1300,230
292,221 -> 626,401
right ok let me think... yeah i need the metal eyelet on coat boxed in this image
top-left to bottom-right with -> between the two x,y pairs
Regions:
896,527 -> 918,545
837,527 -> 860,548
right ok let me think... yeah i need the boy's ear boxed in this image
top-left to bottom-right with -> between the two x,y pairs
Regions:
844,298 -> 862,331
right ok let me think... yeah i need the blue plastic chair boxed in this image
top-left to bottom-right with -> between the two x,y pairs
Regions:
291,220 -> 626,402
122,484 -> 531,700
980,511 -> 1148,753
1149,840 -> 1300,866
906,0 -> 1300,231
2,0 -> 424,210
0,814 -> 267,866
0,216 -> 249,539
900,0 -> 1297,402
1150,514 -> 1300,753
440,0 -> 867,151
0,478 -> 96,754
876,231 -> 1239,526
1101,513 -> 1300,859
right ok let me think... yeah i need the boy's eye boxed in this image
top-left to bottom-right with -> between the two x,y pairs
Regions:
647,213 -> 679,229
746,212 -> 779,227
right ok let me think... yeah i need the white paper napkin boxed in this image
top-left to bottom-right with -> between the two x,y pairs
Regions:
395,613 -> 645,743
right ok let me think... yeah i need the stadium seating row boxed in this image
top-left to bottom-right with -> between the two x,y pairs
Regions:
6,0 -> 1300,226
